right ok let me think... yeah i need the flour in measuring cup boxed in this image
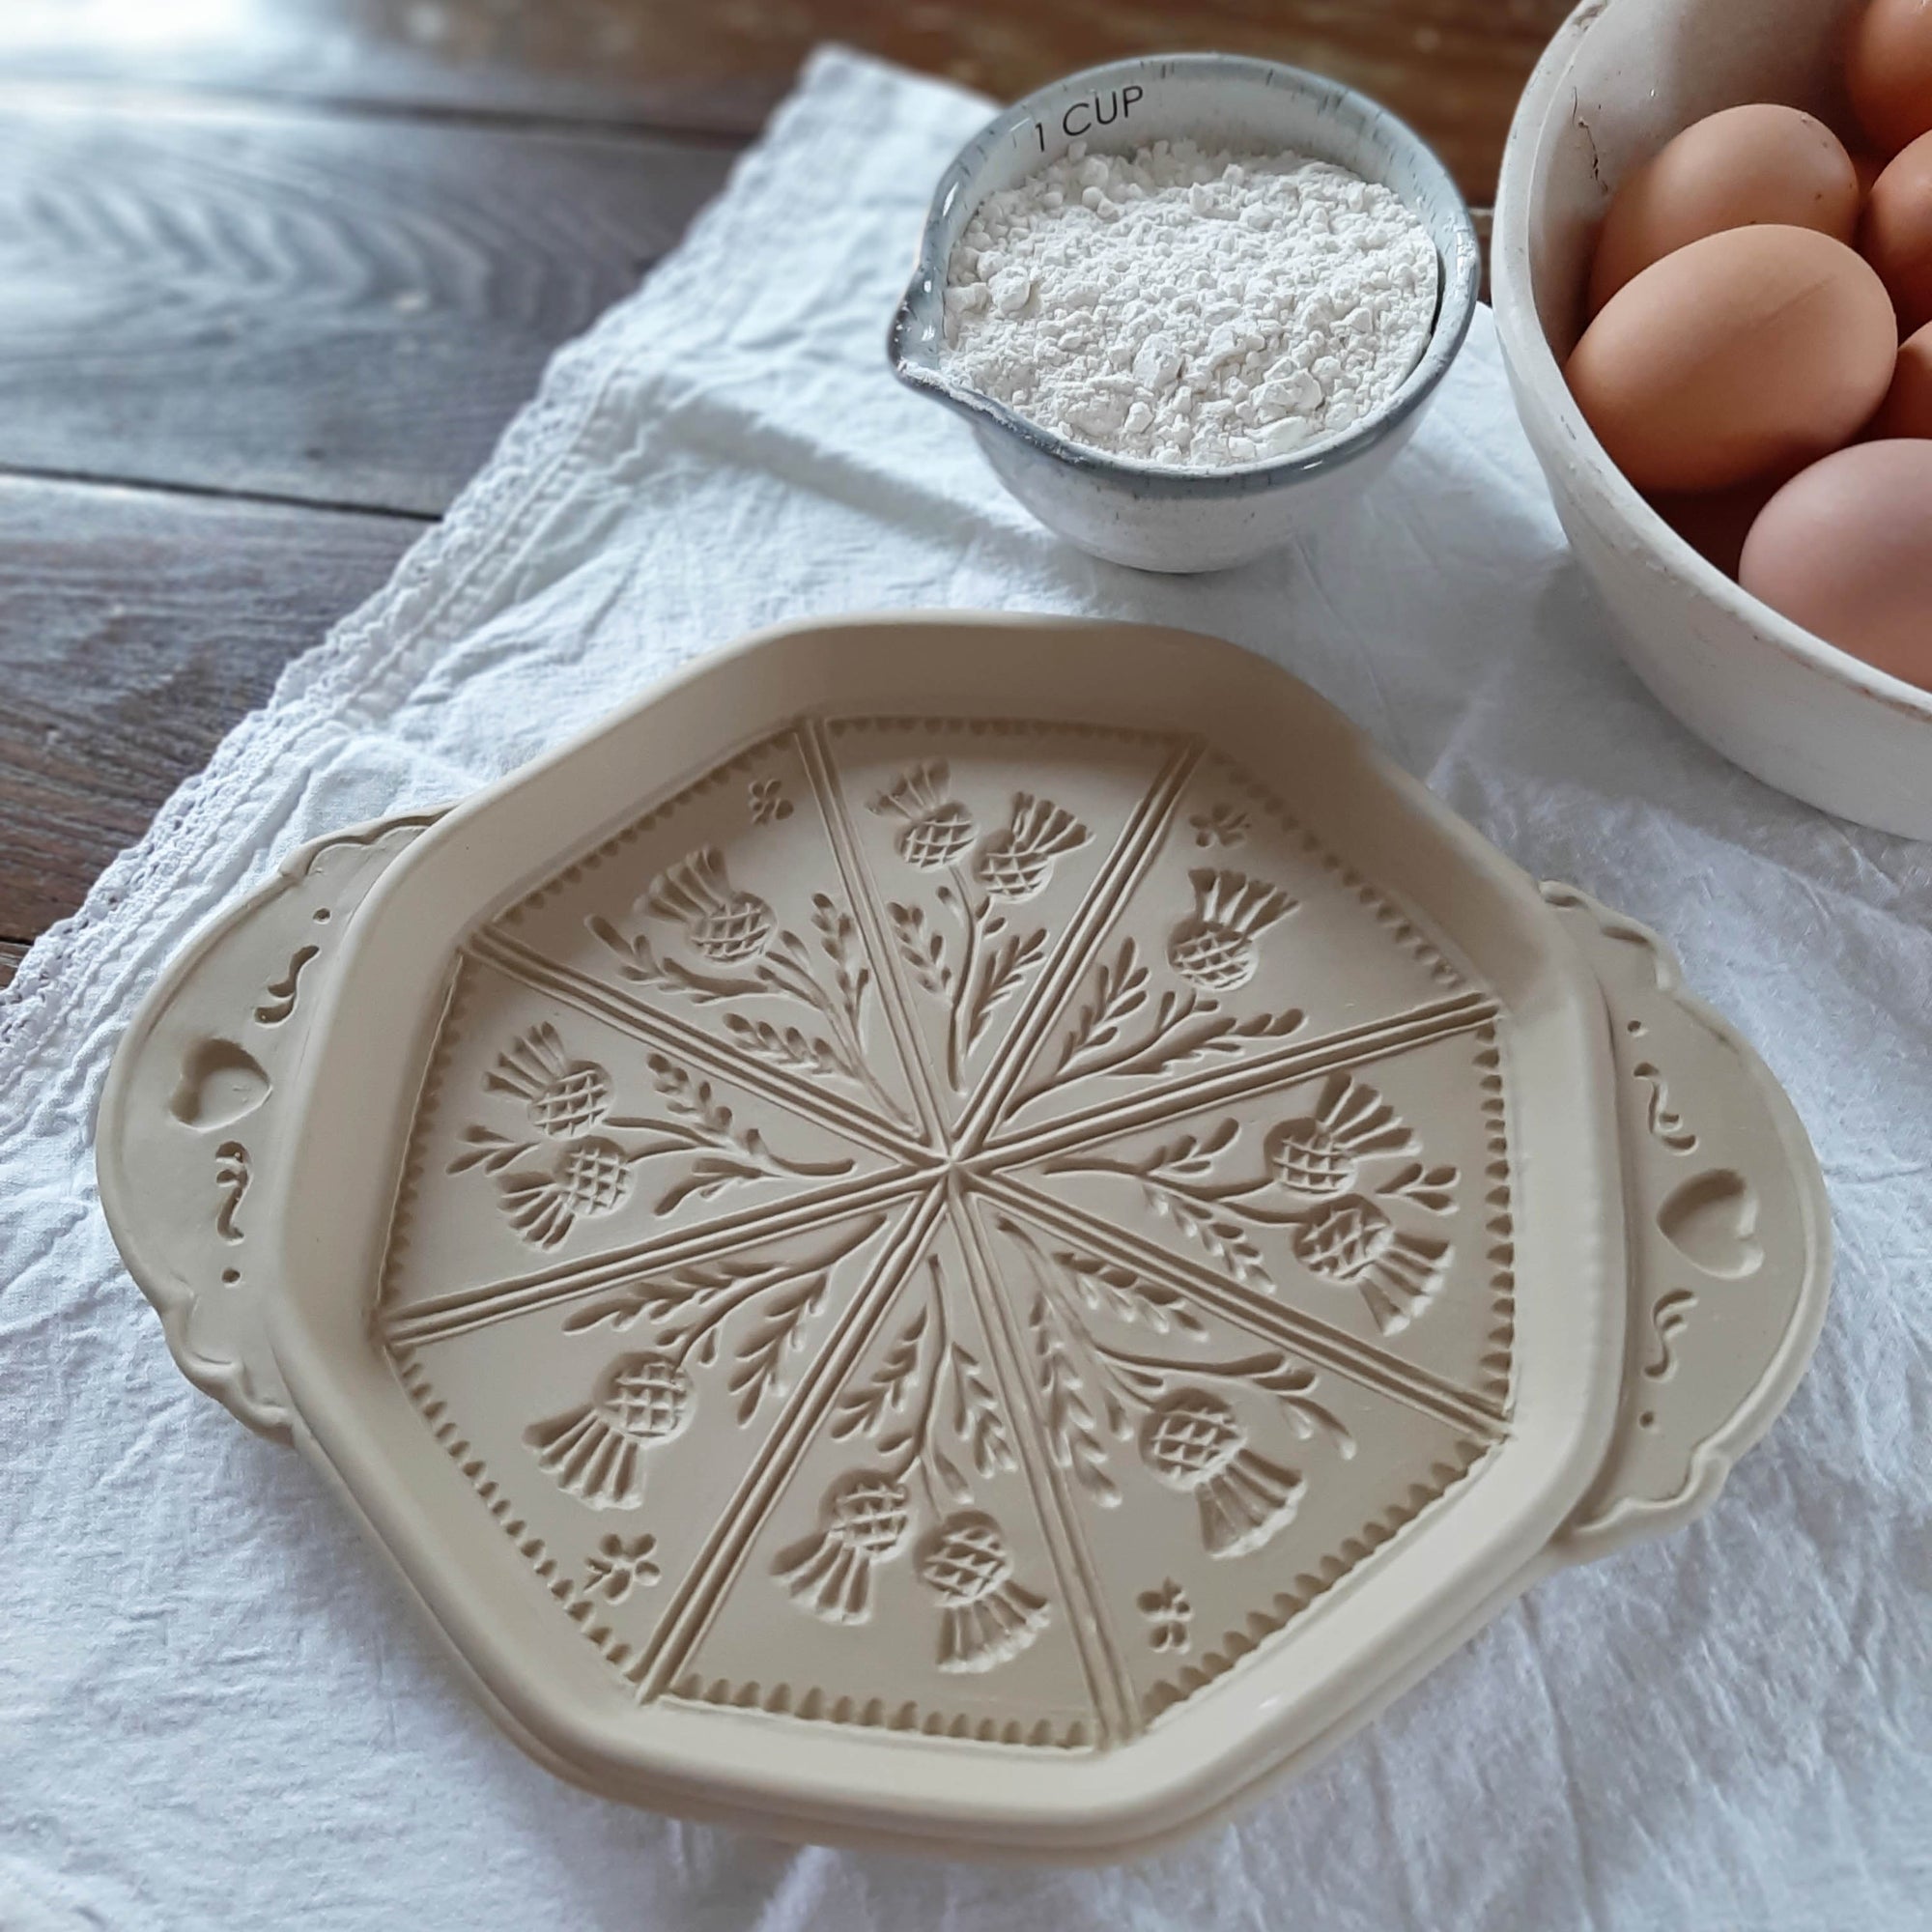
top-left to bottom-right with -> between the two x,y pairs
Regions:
939,139 -> 1438,468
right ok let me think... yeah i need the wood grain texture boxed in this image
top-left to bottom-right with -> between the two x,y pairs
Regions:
0,477 -> 421,943
1,0 -> 1570,200
0,939 -> 24,990
0,0 -> 1552,964
0,99 -> 735,513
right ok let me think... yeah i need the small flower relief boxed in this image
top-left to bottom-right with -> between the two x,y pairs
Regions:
582,1532 -> 662,1603
1189,802 -> 1250,848
869,761 -> 977,869
748,777 -> 792,824
644,846 -> 776,963
1138,1578 -> 1192,1652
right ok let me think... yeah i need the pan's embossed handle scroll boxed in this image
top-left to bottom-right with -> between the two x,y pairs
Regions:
96,812 -> 443,1441
1540,884 -> 1831,1559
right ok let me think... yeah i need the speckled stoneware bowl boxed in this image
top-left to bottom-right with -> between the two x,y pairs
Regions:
889,55 -> 1481,575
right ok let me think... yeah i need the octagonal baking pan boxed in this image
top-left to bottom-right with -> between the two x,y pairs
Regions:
97,614 -> 1829,1861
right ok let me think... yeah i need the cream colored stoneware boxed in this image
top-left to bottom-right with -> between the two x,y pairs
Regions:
1493,0 -> 1932,839
97,615 -> 1829,1860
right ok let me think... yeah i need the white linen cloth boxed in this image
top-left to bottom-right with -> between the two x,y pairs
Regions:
1,47 -> 1925,1932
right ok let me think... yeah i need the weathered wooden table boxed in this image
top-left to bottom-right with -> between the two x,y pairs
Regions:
0,0 -> 1567,987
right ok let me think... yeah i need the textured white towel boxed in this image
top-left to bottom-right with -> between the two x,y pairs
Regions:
1,47 -> 1925,1932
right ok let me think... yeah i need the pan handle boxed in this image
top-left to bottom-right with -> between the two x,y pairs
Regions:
95,811 -> 441,1441
1540,882 -> 1831,1561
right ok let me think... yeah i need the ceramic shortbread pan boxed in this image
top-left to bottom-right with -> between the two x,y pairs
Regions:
97,615 -> 1829,1860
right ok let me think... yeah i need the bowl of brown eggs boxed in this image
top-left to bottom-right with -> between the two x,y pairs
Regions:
1493,0 -> 1932,838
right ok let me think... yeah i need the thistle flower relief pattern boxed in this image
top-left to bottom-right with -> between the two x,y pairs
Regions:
387,723 -> 1506,1745
525,1351 -> 694,1509
1139,1391 -> 1304,1558
1168,869 -> 1295,991
873,761 -> 1093,1095
918,1514 -> 1050,1675
775,1468 -> 915,1625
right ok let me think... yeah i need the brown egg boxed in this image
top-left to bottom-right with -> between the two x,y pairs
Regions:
1861,131 -> 1932,332
1589,104 -> 1861,311
1873,317 -> 1932,435
1848,0 -> 1932,157
1739,441 -> 1932,688
1567,225 -> 1898,493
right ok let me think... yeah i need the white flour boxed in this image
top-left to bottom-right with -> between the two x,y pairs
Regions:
940,139 -> 1438,468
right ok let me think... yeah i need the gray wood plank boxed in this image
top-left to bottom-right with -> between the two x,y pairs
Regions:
0,475 -> 423,943
0,937 -> 25,990
0,0 -> 1572,199
0,3 -> 781,137
0,97 -> 736,513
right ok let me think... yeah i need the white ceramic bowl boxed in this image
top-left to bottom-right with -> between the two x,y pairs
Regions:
1493,0 -> 1932,840
890,54 -> 1481,574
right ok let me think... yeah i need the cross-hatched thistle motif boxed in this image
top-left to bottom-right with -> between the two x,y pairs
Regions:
1292,1194 -> 1396,1277
774,1470 -> 913,1625
497,1136 -> 634,1248
1139,1389 -> 1303,1557
1290,1195 -> 1447,1334
487,1023 -> 612,1137
1167,868 -> 1295,991
406,720 -> 1516,1734
644,846 -> 776,963
916,1512 -> 1051,1673
1264,1074 -> 1416,1196
869,760 -> 977,869
974,795 -> 1089,901
524,1350 -> 694,1509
